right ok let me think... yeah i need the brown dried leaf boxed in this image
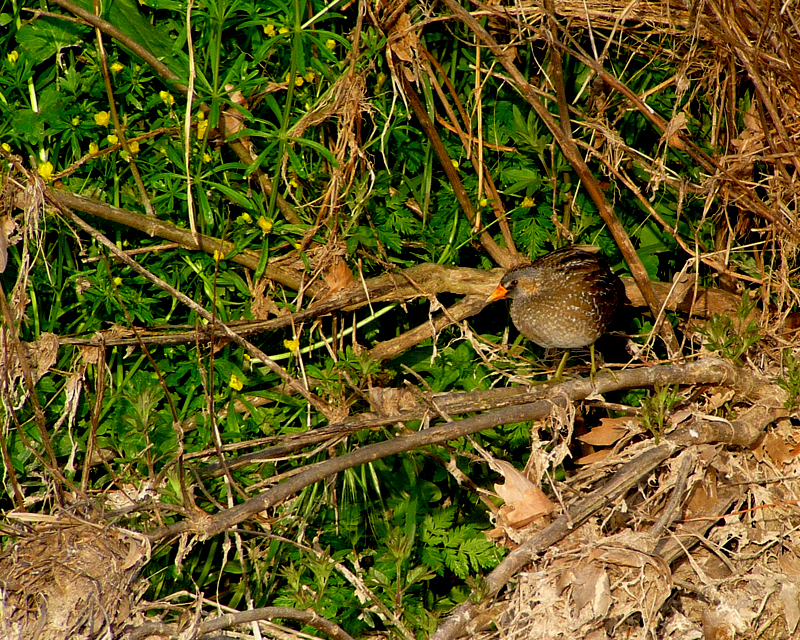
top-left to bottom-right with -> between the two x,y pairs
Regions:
577,416 -> 634,446
324,256 -> 354,295
250,278 -> 281,320
493,460 -> 554,527
575,449 -> 612,465
780,582 -> 800,635
571,562 -> 611,618
762,432 -> 795,466
389,13 -> 418,63
0,213 -> 16,273
222,84 -> 249,138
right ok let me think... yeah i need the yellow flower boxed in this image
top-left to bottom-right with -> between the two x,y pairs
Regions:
479,197 -> 488,207
7,51 -> 18,64
196,119 -> 208,138
257,216 -> 272,234
159,90 -> 174,106
38,161 -> 54,181
377,72 -> 387,88
289,177 -> 298,188
89,142 -> 99,155
94,111 -> 110,126
263,23 -> 275,37
213,249 -> 224,262
325,39 -> 336,50
72,116 -> 81,126
304,70 -> 315,83
241,213 -> 253,224
451,159 -> 459,169
285,72 -> 303,87
110,62 -> 124,74
113,276 -> 122,286
198,110 -> 205,121
203,152 -> 211,162
279,26 -> 289,34
107,134 -> 119,145
128,140 -> 140,155
229,374 -> 243,391
1,143 -> 10,152
521,196 -> 535,207
284,339 -> 300,352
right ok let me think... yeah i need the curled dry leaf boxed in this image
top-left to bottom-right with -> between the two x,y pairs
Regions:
570,561 -> 612,621
492,459 -> 554,528
389,13 -> 420,82
324,255 -> 355,295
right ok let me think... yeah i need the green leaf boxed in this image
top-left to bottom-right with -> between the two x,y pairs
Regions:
72,0 -> 187,78
17,19 -> 89,64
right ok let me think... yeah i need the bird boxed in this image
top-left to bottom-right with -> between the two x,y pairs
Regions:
486,245 -> 626,379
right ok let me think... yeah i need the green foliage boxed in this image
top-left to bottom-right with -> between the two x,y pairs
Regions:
778,350 -> 800,410
639,385 -> 681,441
698,297 -> 761,364
0,0 -> 784,635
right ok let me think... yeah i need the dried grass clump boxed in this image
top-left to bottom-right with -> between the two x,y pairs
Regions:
0,521 -> 149,640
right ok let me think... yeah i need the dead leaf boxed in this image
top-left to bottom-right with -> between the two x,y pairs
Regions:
250,278 -> 281,320
222,84 -> 248,138
324,256 -> 354,295
571,562 -> 611,619
780,582 -> 800,635
577,416 -> 634,447
576,449 -> 612,465
493,460 -> 554,527
762,432 -> 794,466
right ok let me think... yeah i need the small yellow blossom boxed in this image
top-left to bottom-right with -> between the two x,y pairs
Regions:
159,90 -> 174,106
38,161 -> 54,182
285,72 -> 303,87
289,177 -> 298,188
304,70 -> 315,83
213,249 -> 224,262
196,119 -> 208,138
113,276 -> 123,286
263,23 -> 275,37
1,143 -> 10,152
279,26 -> 289,34
7,51 -> 18,64
198,110 -> 205,120
110,62 -> 124,74
451,159 -> 459,169
241,213 -> 252,224
521,196 -> 535,207
325,39 -> 336,50
107,134 -> 119,145
377,72 -> 387,88
94,111 -> 110,126
229,374 -> 243,391
284,339 -> 300,352
257,216 -> 273,234
128,140 -> 140,155
89,142 -> 99,155
479,197 -> 488,207
203,152 -> 211,162
72,116 -> 81,126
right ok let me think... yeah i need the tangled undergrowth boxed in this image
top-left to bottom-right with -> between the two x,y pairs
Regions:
1,0 -> 800,638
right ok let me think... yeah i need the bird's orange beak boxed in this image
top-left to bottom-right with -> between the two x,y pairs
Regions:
486,284 -> 508,303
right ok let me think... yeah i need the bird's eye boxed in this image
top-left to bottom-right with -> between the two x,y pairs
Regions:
510,279 -> 518,286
